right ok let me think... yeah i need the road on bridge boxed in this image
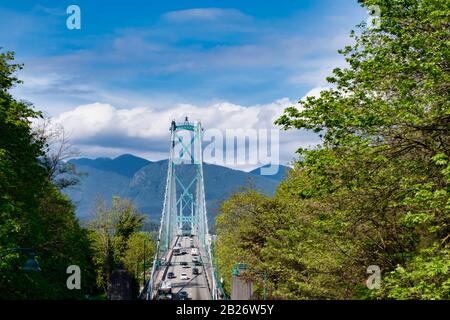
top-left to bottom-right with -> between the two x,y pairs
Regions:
165,236 -> 211,300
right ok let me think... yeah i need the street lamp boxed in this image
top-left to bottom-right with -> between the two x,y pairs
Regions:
0,248 -> 41,272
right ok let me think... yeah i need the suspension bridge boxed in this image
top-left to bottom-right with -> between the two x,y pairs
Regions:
144,117 -> 223,300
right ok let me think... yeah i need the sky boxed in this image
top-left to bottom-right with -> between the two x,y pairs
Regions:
0,0 -> 368,170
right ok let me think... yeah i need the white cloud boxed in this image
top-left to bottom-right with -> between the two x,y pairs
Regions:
54,99 -> 289,140
51,97 -> 321,168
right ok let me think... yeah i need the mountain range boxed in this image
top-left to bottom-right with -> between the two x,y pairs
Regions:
64,154 -> 290,227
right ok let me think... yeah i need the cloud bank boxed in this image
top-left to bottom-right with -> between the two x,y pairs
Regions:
51,97 -> 322,169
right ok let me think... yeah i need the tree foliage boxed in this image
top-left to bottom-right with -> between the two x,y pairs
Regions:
87,196 -> 154,296
123,231 -> 155,287
0,48 -> 157,299
216,0 -> 449,300
0,49 -> 96,299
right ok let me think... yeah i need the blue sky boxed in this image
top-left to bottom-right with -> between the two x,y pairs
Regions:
0,1 -> 368,168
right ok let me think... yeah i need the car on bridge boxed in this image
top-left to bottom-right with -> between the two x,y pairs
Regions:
180,273 -> 189,280
192,267 -> 200,275
167,272 -> 176,279
191,248 -> 199,256
177,291 -> 189,300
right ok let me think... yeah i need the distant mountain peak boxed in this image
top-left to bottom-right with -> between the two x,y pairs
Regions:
65,154 -> 282,224
114,154 -> 145,161
69,154 -> 151,178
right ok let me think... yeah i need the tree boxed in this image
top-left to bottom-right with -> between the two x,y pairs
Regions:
216,189 -> 305,299
123,232 -> 155,287
215,0 -> 449,300
87,196 -> 148,295
0,48 -> 96,299
34,117 -> 83,190
274,0 -> 449,299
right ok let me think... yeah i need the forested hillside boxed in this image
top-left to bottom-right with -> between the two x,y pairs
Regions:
66,157 -> 281,223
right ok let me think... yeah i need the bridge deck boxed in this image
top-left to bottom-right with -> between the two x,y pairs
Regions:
152,235 -> 212,300
166,236 -> 211,300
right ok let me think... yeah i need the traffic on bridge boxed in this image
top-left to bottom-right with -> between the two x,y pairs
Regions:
144,118 -> 221,300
